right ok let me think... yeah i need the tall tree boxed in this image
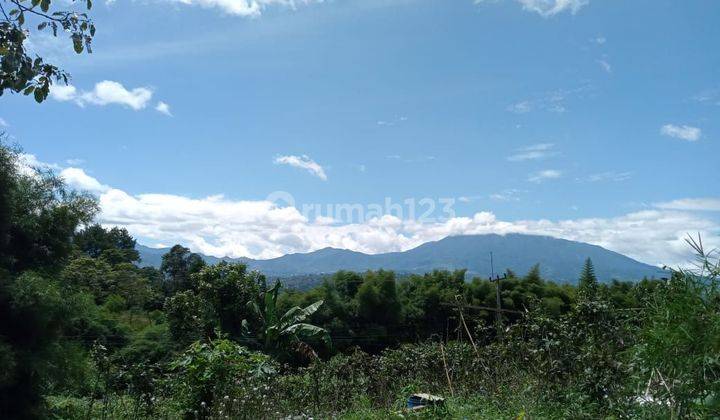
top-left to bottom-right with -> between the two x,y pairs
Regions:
578,257 -> 598,298
524,263 -> 542,284
0,143 -> 99,417
1,0 -> 96,102
160,244 -> 205,294
74,223 -> 139,263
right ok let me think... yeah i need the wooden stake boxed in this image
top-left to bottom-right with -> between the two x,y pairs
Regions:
440,342 -> 454,397
456,296 -> 479,357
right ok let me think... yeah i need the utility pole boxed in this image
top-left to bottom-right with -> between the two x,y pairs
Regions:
493,274 -> 504,339
490,252 -> 504,339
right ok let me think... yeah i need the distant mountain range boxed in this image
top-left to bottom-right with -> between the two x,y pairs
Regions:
137,234 -> 666,283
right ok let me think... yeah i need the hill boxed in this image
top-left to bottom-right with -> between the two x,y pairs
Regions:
137,234 -> 664,283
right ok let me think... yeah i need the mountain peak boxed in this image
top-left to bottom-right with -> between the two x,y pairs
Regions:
138,233 -> 664,283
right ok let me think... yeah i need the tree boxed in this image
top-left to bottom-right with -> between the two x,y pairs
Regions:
0,143 -> 100,417
578,257 -> 598,298
160,244 -> 205,294
356,270 -> 401,326
1,0 -> 95,102
244,281 -> 330,362
194,262 -> 263,339
524,263 -> 542,284
74,224 -> 139,263
0,143 -> 96,272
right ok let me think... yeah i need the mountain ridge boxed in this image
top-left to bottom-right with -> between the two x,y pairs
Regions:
137,234 -> 665,283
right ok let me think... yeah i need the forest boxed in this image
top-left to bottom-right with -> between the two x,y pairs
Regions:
1,142 -> 719,419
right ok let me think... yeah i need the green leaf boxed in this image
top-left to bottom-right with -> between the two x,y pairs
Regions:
72,36 -> 83,54
40,0 -> 51,12
23,86 -> 35,96
34,87 -> 44,103
37,22 -> 48,31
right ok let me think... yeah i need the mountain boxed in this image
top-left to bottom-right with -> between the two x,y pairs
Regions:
137,234 -> 665,283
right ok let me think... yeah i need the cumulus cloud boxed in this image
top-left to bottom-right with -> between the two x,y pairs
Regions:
155,101 -> 172,116
51,81 -> 153,110
167,0 -> 322,17
660,124 -> 702,142
92,186 -> 720,268
50,84 -> 78,102
655,198 -> 720,212
507,143 -> 557,162
60,168 -> 110,193
274,155 -> 327,180
16,156 -> 720,269
528,169 -> 562,183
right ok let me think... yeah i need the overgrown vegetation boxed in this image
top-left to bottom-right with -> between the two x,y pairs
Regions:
1,142 -> 718,419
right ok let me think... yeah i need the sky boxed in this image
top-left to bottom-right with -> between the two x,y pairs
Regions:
2,0 -> 720,267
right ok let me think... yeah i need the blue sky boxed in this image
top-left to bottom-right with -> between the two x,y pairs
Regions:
3,0 -> 720,266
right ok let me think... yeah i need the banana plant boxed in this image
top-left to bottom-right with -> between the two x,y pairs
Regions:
242,281 -> 330,361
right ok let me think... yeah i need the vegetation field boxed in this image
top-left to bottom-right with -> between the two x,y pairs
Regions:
2,143 -> 719,419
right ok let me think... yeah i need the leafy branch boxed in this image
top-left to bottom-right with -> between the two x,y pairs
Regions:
0,0 -> 95,102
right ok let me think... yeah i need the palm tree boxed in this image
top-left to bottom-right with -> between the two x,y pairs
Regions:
242,281 -> 330,361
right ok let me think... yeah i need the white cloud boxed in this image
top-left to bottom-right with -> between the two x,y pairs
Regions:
66,158 -> 85,166
597,59 -> 612,73
50,84 -> 78,102
458,195 -> 483,203
51,81 -> 153,110
60,167 -> 110,193
0,117 -> 8,127
507,143 -> 557,162
386,155 -> 436,163
660,124 -> 702,142
507,85 -> 593,115
490,189 -> 525,201
155,101 -> 173,116
516,0 -> 589,17
274,154 -> 327,180
92,185 -> 720,267
581,171 -> 632,183
16,155 -> 720,269
528,169 -> 562,183
592,36 -> 606,45
167,0 -> 322,17
506,100 -> 532,114
655,198 -> 720,212
691,89 -> 720,105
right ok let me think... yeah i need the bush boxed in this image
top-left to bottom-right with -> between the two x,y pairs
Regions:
167,338 -> 276,417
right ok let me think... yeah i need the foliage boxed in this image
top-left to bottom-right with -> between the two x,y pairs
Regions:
167,337 -> 275,417
244,281 -> 331,362
633,236 -> 720,417
160,244 -> 205,294
1,0 -> 95,102
6,140 -> 714,419
74,224 -> 139,263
